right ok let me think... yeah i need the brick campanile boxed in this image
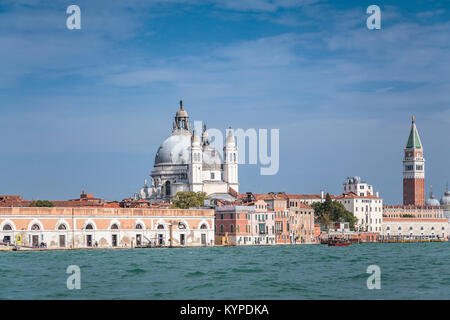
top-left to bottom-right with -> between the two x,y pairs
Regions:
403,116 -> 425,206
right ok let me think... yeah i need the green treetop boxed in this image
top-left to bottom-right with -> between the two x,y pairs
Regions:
172,191 -> 209,209
312,193 -> 357,230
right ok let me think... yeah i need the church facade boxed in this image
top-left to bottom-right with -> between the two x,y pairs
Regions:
137,101 -> 239,202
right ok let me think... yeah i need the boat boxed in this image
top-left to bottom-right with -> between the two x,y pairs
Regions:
328,239 -> 351,246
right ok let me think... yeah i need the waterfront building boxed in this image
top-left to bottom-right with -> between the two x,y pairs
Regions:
403,116 -> 425,206
137,101 -> 239,202
237,192 -> 316,244
288,204 -> 315,244
214,202 -> 276,245
382,205 -> 447,239
0,207 -> 214,248
335,192 -> 383,233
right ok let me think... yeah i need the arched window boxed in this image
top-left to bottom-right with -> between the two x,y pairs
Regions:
398,226 -> 402,231
111,223 -> 119,230
135,223 -> 143,230
220,224 -> 224,233
2,224 -> 12,231
85,224 -> 93,230
157,224 -> 165,230
165,181 -> 171,197
58,224 -> 67,230
200,223 -> 208,229
420,226 -> 424,230
31,224 -> 40,231
230,224 -> 234,233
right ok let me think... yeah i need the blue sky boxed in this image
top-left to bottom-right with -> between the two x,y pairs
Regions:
0,0 -> 449,203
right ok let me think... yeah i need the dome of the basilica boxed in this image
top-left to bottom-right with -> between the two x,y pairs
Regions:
154,133 -> 191,165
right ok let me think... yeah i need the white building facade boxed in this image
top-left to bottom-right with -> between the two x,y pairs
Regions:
336,193 -> 383,233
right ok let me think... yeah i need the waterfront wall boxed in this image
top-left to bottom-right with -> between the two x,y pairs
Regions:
0,207 -> 215,248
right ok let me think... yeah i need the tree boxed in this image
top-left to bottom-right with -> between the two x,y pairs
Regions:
30,200 -> 54,207
312,193 -> 357,230
172,191 -> 209,209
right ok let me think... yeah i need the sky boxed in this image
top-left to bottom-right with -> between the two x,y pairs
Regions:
0,0 -> 449,204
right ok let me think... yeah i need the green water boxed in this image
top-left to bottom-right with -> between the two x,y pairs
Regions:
1,243 -> 449,299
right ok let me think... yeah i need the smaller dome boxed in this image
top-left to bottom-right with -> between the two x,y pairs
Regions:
426,197 -> 440,207
441,191 -> 450,205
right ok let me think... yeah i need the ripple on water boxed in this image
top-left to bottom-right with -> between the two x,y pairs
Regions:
185,271 -> 206,277
231,268 -> 264,273
126,268 -> 147,274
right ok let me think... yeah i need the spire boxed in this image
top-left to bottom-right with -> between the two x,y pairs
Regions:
180,99 -> 183,110
429,185 -> 435,199
406,115 -> 422,149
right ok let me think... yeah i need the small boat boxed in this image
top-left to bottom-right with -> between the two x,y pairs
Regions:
328,239 -> 351,247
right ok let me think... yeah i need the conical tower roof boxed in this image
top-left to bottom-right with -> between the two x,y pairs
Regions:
406,115 -> 423,149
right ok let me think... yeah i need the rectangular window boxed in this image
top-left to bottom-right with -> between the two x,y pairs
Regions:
210,172 -> 215,179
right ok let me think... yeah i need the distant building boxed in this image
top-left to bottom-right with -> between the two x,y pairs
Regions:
343,176 -> 376,197
439,184 -> 450,219
0,191 -> 107,208
0,195 -> 30,207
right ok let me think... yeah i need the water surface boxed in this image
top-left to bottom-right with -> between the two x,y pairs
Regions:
1,243 -> 449,299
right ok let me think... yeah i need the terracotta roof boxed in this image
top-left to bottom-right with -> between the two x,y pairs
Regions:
335,192 -> 380,200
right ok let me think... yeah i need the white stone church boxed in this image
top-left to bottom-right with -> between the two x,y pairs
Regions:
136,101 -> 239,202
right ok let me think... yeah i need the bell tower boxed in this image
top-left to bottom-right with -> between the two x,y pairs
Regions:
224,128 -> 239,192
403,116 -> 425,206
189,130 -> 203,192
